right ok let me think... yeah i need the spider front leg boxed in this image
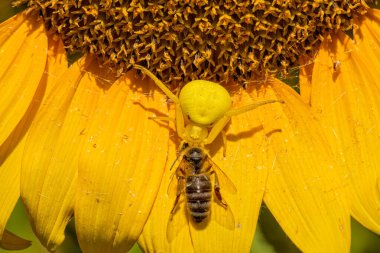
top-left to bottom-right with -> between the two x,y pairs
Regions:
148,116 -> 175,123
203,115 -> 231,155
135,65 -> 186,139
203,99 -> 283,155
226,99 -> 284,117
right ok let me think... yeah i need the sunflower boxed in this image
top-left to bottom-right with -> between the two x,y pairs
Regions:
0,1 -> 379,253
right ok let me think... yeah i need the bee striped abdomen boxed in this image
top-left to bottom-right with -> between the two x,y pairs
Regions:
186,174 -> 212,223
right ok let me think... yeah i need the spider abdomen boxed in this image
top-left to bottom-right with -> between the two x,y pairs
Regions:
179,80 -> 232,125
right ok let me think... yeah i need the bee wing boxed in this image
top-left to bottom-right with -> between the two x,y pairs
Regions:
167,158 -> 188,197
167,171 -> 178,197
166,194 -> 188,243
205,156 -> 237,194
211,200 -> 235,230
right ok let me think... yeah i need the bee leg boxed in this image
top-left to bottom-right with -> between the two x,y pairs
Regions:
211,171 -> 228,209
179,141 -> 189,152
170,176 -> 185,219
168,142 -> 190,171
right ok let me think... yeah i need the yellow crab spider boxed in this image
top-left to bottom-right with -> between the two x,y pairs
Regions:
135,65 -> 283,152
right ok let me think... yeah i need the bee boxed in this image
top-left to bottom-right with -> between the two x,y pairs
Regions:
165,143 -> 237,241
134,64 -> 283,241
173,146 -> 213,224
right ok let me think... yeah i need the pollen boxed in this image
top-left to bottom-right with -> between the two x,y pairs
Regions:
14,0 -> 369,85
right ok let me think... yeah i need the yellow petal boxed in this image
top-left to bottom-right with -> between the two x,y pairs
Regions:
21,56 -> 95,251
138,138 -> 193,252
0,9 -> 24,43
44,36 -> 69,94
0,230 -> 31,250
0,124 -> 30,252
0,139 -> 23,245
0,12 -> 47,145
139,83 -> 272,252
0,14 -> 67,249
253,80 -> 351,252
310,9 -> 380,233
75,73 -> 169,253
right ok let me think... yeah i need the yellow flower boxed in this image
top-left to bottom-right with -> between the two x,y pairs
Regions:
0,2 -> 379,253
302,9 -> 380,237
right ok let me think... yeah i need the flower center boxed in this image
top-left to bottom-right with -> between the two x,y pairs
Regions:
15,0 -> 368,84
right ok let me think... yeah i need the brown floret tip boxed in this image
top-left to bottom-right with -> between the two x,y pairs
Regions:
14,0 -> 369,85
